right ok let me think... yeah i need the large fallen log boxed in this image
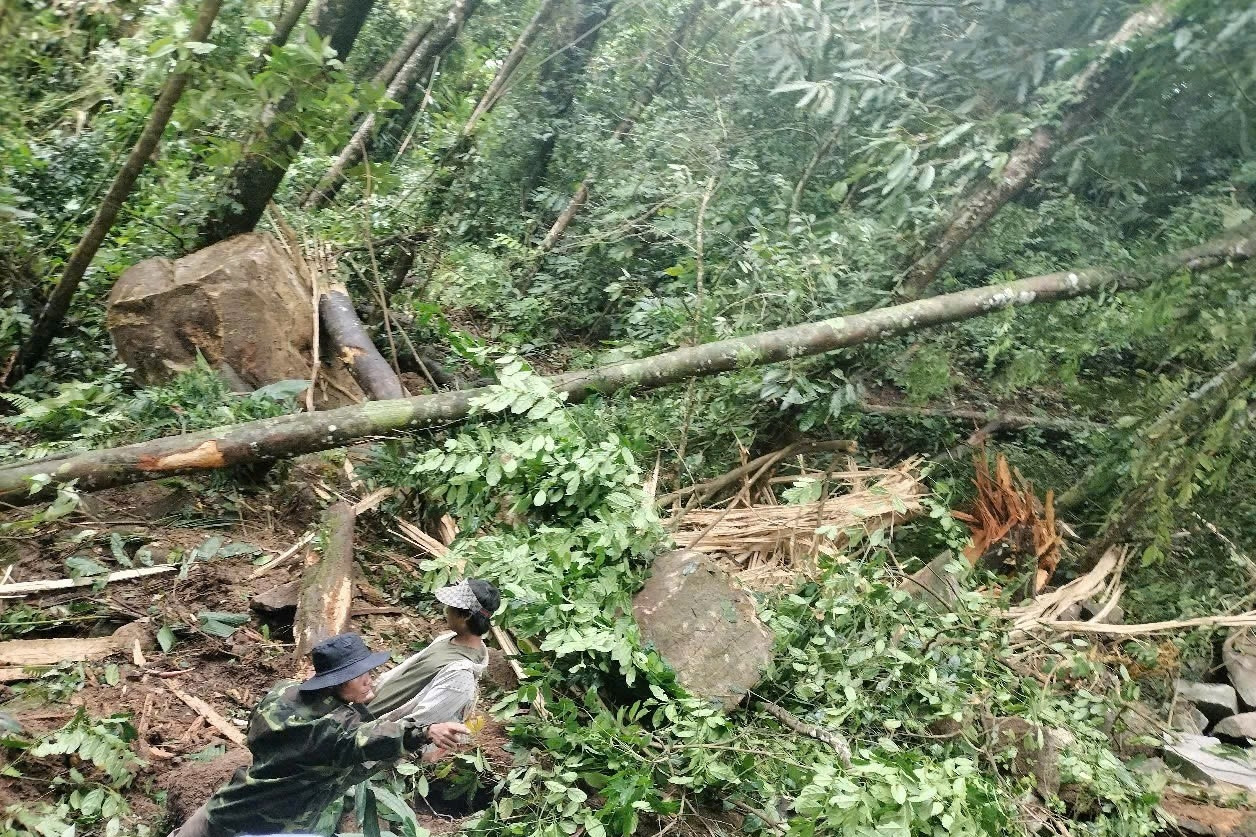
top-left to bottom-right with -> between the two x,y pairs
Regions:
319,283 -> 406,400
0,224 -> 1252,506
293,501 -> 356,660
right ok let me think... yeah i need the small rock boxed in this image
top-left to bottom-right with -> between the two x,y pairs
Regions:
1225,631 -> 1256,710
1214,713 -> 1256,743
901,551 -> 968,613
1165,735 -> 1256,792
1178,680 -> 1240,723
633,550 -> 774,710
1172,698 -> 1212,736
988,716 -> 1074,797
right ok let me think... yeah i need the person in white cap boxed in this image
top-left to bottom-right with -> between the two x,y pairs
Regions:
367,578 -> 500,756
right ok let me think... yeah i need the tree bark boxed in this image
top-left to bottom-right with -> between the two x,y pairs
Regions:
527,0 -> 703,272
370,19 -> 434,89
199,0 -> 375,245
320,284 -> 406,400
294,501 -> 356,660
302,0 -> 478,209
899,2 -> 1172,298
1,223 -> 1251,506
3,0 -> 224,387
379,0 -> 558,294
515,0 -> 615,204
250,0 -> 314,72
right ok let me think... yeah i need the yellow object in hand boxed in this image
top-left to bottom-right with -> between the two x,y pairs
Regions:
465,715 -> 486,736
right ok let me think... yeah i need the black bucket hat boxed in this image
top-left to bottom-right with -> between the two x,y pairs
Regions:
298,633 -> 391,692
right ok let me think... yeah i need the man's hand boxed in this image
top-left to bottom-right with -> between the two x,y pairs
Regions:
427,721 -> 469,751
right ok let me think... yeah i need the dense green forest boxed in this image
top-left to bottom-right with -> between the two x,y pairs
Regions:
1,0 -> 1256,834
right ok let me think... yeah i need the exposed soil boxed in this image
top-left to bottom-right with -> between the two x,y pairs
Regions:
0,479 -> 522,835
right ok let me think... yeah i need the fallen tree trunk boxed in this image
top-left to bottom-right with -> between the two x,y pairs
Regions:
899,2 -> 1172,297
319,284 -> 406,400
0,223 -> 1252,506
302,0 -> 478,209
293,501 -> 356,659
856,403 -> 1105,434
4,0 -> 224,386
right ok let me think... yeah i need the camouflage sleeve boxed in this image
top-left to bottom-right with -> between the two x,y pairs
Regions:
321,713 -> 430,769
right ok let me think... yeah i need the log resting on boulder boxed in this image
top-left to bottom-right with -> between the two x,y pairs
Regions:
106,233 -> 364,407
319,283 -> 406,401
3,223 -> 1253,507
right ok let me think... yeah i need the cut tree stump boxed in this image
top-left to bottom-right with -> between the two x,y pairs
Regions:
293,502 -> 356,661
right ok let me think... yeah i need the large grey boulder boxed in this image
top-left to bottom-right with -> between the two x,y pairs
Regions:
1214,713 -> 1256,744
633,550 -> 774,709
106,232 -> 363,407
1165,735 -> 1256,792
1178,680 -> 1240,723
1226,631 -> 1256,710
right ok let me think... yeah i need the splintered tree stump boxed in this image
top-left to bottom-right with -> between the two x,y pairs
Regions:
293,502 -> 356,662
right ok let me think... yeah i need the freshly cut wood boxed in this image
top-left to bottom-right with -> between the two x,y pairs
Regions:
0,565 -> 176,597
166,684 -> 248,746
900,2 -> 1172,297
4,0 -> 224,384
0,223 -> 1252,507
293,502 -> 356,659
0,622 -> 152,665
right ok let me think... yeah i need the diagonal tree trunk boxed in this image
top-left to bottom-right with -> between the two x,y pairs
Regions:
370,19 -> 434,89
198,0 -> 376,245
529,0 -> 705,264
3,0 -> 224,387
382,0 -> 561,294
515,0 -> 615,204
0,222 -> 1250,506
302,0 -> 478,209
250,0 -> 314,72
899,2 -> 1172,298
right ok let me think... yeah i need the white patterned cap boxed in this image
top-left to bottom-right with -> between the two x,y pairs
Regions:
435,579 -> 489,615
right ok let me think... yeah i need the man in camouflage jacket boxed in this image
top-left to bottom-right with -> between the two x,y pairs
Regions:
169,633 -> 468,837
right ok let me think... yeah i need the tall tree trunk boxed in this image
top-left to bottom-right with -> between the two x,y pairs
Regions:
199,0 -> 375,245
515,0 -> 615,204
530,0 -> 703,262
3,0 -> 224,387
899,2 -> 1172,298
250,0 -> 314,72
302,0 -> 478,209
382,0 -> 560,294
1,223 -> 1250,506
